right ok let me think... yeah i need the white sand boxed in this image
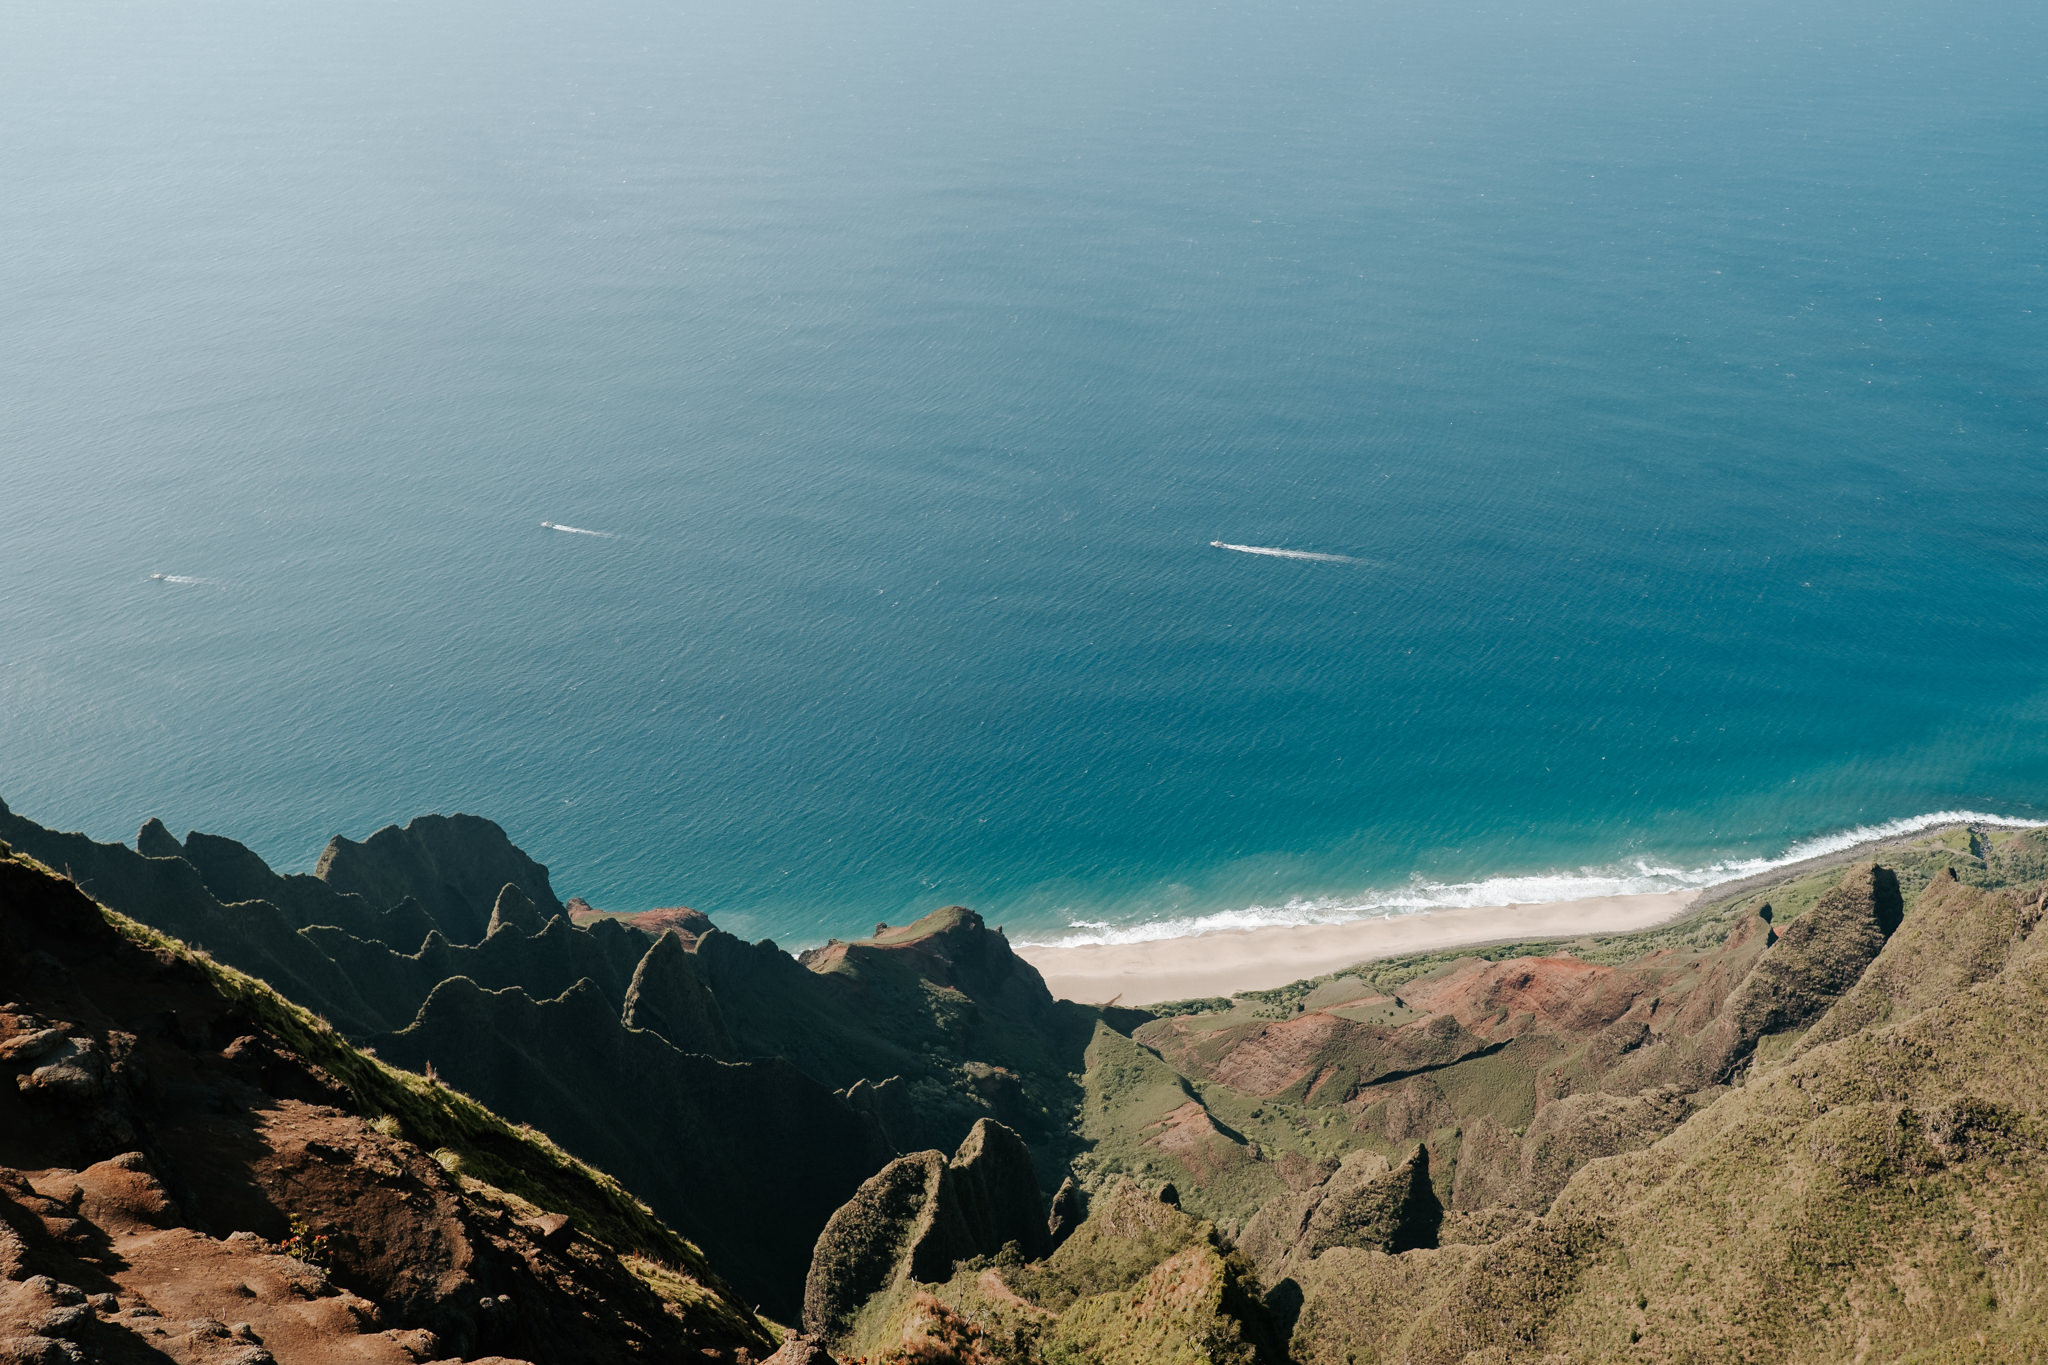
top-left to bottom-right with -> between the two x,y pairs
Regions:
1014,890 -> 1700,1007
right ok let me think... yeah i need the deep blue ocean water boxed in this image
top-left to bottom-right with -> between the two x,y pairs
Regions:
4,0 -> 2046,946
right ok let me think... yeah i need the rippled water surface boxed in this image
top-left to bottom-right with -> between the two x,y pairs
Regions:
4,0 -> 2046,943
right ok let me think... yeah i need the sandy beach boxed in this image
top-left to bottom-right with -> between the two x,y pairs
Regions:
1014,889 -> 1700,1006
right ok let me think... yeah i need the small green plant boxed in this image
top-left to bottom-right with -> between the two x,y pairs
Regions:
282,1214 -> 332,1269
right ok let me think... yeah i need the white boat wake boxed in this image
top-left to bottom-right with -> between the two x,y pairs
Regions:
541,521 -> 616,538
1211,540 -> 1361,564
148,574 -> 227,587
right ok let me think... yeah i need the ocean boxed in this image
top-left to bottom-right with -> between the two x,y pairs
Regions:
4,0 -> 2045,947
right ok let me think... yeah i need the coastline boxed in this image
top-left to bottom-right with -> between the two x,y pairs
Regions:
1015,890 -> 1699,1006
1013,815 -> 2037,1007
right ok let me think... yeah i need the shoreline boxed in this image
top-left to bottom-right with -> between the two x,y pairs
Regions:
1013,816 -> 2022,1006
1015,890 -> 1700,1007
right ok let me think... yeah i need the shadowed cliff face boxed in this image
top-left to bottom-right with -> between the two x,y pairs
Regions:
0,803 -> 1094,1324
315,815 -> 565,947
370,974 -> 891,1322
0,848 -> 771,1364
801,1118 -> 1050,1344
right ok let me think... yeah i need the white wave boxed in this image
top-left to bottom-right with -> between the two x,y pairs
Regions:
1017,809 -> 2047,949
148,573 -> 226,587
1211,540 -> 1361,564
541,520 -> 616,538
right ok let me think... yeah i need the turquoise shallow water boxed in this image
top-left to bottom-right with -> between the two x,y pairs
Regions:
3,0 -> 2046,945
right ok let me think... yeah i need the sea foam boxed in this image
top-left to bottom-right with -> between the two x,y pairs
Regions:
1020,809 -> 2048,948
1210,541 -> 1362,564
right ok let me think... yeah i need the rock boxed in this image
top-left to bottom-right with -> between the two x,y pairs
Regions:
29,1309 -> 86,1340
1046,1175 -> 1086,1248
802,1151 -> 948,1344
3,1337 -> 84,1365
486,884 -> 548,938
526,1213 -> 574,1250
136,818 -> 182,860
944,1117 -> 1051,1263
1702,863 -> 1904,1079
314,814 -> 564,946
76,1153 -> 181,1229
1241,1146 -> 1440,1278
1302,1145 -> 1441,1257
621,932 -> 735,1058
801,1119 -> 1046,1344
763,1332 -> 838,1364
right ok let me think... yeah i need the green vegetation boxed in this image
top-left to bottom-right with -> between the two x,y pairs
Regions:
87,884 -> 764,1344
842,1181 -> 1281,1365
22,797 -> 2048,1363
1022,827 -> 2048,1362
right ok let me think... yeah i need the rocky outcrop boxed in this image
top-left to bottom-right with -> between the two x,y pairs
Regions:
0,801 -> 390,1035
0,846 -> 771,1363
762,1333 -> 838,1364
315,813 -> 563,945
300,911 -> 648,1034
153,822 -> 439,951
701,907 -> 1091,1158
372,975 -> 890,1322
1046,1175 -> 1087,1248
621,930 -> 735,1058
486,882 -> 550,936
802,1119 -> 1047,1343
1699,862 -> 1903,1080
1239,1147 -> 1440,1280
1799,869 -> 2044,1054
940,1118 -> 1052,1263
0,802 -> 1091,1325
801,1151 -> 949,1344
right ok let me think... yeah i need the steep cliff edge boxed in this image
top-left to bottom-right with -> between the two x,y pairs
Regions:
801,1117 -> 1049,1344
371,974 -> 890,1322
0,805 -> 1096,1323
315,815 -> 564,947
0,845 -> 771,1364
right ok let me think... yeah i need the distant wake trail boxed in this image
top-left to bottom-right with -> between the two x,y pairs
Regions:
1211,540 -> 1361,564
541,521 -> 616,538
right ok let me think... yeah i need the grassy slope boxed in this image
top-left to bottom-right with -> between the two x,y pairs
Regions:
844,1180 -> 1279,1365
1285,844 -> 2048,1363
8,848 -> 772,1351
1044,826 -> 2048,1362
1080,828 -> 2032,1212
